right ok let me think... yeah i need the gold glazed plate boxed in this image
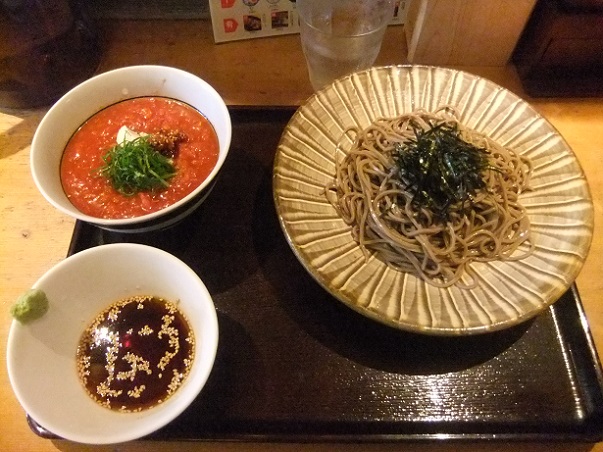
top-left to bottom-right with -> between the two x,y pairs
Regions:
272,65 -> 594,336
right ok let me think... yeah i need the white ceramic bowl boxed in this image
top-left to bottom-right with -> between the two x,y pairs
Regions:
6,243 -> 219,444
30,65 -> 232,233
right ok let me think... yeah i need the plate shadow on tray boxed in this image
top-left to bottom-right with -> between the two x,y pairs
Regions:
99,146 -> 266,295
253,167 -> 534,376
149,311 -> 272,436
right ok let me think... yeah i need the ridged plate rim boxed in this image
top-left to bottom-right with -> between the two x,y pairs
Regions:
272,65 -> 594,336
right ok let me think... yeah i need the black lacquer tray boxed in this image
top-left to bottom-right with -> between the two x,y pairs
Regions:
29,107 -> 603,442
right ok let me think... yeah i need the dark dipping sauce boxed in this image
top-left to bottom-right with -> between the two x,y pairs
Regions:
76,295 -> 195,412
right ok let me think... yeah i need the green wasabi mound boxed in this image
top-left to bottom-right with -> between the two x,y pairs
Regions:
11,289 -> 49,323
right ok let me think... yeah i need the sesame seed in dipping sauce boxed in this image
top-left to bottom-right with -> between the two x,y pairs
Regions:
76,295 -> 194,412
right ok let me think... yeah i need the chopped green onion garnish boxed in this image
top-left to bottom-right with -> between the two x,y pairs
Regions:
98,136 -> 177,196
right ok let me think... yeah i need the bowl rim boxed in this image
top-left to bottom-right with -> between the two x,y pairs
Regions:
6,242 -> 219,444
30,65 -> 232,227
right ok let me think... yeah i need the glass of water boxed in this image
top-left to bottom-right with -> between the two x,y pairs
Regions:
297,0 -> 394,91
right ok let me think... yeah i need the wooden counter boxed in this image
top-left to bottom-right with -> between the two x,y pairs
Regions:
1,20 -> 602,452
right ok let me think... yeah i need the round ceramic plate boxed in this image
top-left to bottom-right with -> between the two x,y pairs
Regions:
272,65 -> 594,336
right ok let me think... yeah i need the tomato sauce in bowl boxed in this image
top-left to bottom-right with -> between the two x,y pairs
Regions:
60,97 -> 219,219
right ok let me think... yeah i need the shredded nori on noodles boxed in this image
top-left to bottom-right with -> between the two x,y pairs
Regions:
393,121 -> 492,221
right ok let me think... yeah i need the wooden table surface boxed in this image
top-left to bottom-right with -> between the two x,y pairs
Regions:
1,20 -> 602,452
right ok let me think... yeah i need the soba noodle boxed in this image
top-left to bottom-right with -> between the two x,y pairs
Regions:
325,107 -> 534,289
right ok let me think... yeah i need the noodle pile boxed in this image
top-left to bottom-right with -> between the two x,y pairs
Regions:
325,107 -> 534,289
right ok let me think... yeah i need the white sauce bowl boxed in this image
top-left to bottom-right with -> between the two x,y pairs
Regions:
7,243 -> 219,444
30,65 -> 232,233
